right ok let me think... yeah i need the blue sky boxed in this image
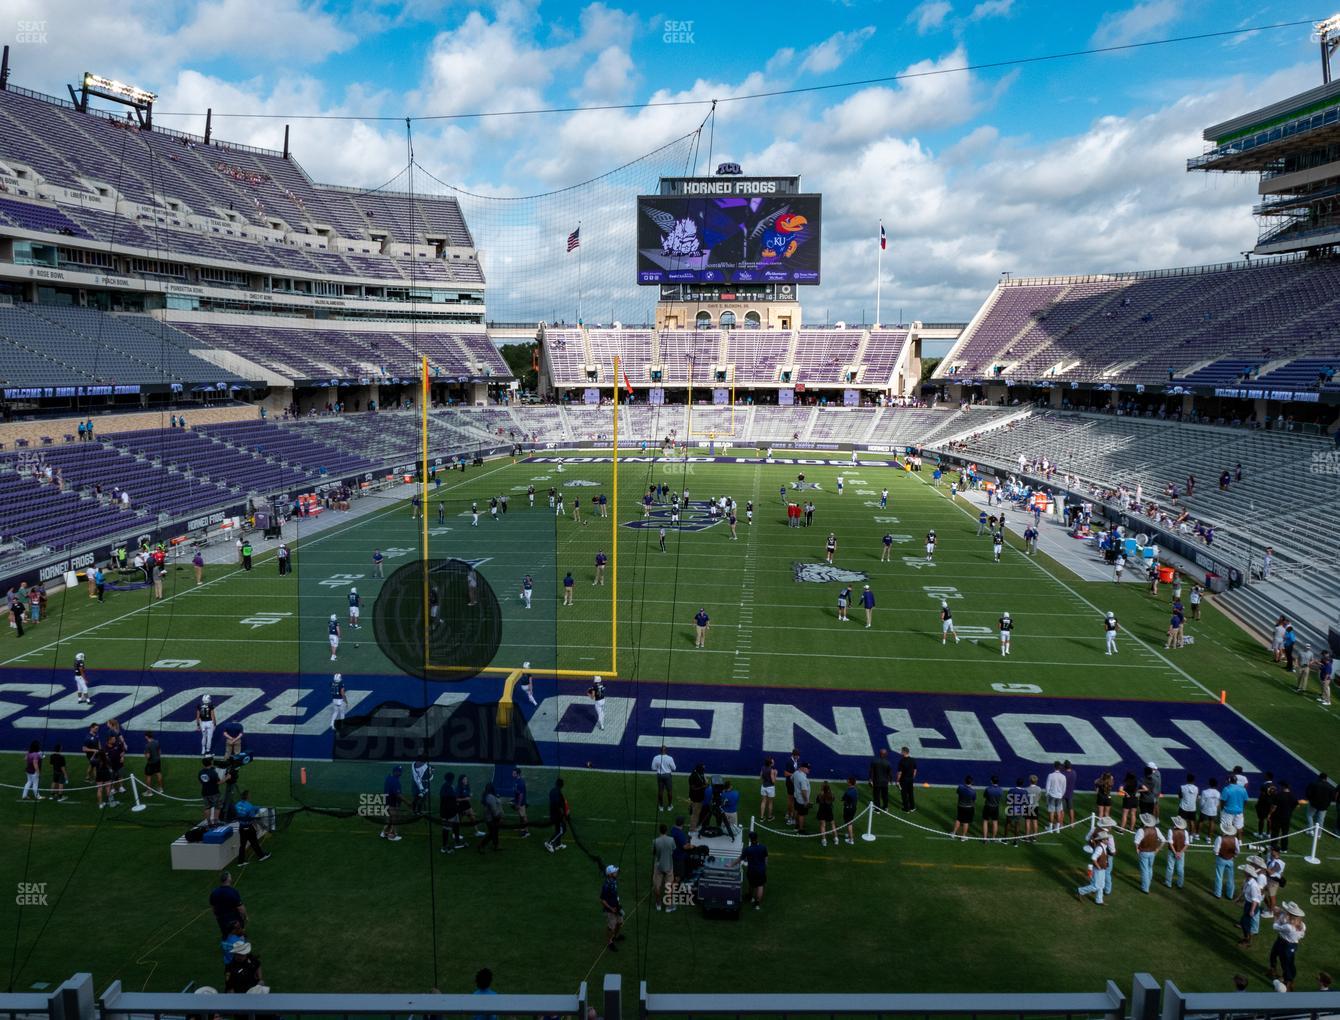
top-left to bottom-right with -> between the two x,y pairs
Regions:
0,0 -> 1329,322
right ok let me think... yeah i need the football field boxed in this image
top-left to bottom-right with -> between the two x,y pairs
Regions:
1,451 -> 1336,997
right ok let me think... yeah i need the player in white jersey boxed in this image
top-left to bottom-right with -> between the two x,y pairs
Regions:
999,612 -> 1013,656
73,652 -> 92,705
330,674 -> 347,730
520,574 -> 533,609
1104,612 -> 1119,655
588,677 -> 606,731
328,614 -> 341,661
940,601 -> 959,645
195,694 -> 216,755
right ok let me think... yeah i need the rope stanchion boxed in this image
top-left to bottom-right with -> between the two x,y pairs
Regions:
130,774 -> 147,813
861,802 -> 877,842
1304,823 -> 1322,865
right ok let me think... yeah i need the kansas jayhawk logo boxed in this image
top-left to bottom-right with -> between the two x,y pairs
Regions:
623,500 -> 722,533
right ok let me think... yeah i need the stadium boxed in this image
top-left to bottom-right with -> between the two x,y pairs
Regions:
2,7 -> 1340,1018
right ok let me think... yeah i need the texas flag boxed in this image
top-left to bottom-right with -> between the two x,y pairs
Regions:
880,222 -> 887,250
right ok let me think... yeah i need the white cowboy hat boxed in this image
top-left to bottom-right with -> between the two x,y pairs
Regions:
1282,901 -> 1305,917
1138,813 -> 1156,827
1172,816 -> 1186,829
1220,823 -> 1238,836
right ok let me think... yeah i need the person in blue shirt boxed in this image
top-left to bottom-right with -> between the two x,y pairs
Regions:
563,571 -> 575,606
694,608 -> 710,648
600,865 -> 625,952
841,777 -> 859,845
471,967 -> 498,1020
380,765 -> 403,842
1220,776 -> 1249,832
742,830 -> 768,909
372,549 -> 384,578
234,789 -> 270,865
721,780 -> 740,833
977,509 -> 988,536
982,777 -> 1003,840
93,567 -> 105,603
593,551 -> 607,586
221,720 -> 244,758
861,585 -> 876,628
880,532 -> 893,562
951,775 -> 977,840
512,766 -> 530,837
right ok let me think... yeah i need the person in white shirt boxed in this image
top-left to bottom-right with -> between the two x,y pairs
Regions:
1044,763 -> 1068,832
1177,774 -> 1199,829
1265,847 -> 1286,918
1196,778 -> 1221,842
650,746 -> 676,813
1269,901 -> 1306,990
1238,864 -> 1266,947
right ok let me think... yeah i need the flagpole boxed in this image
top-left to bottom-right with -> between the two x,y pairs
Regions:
576,220 -> 583,325
875,220 -> 882,328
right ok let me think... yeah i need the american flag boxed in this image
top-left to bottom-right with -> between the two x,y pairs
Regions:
567,227 -> 581,252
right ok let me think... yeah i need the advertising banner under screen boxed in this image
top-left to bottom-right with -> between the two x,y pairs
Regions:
636,194 -> 822,285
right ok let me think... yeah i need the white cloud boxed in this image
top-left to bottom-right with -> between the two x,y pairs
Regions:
908,1 -> 953,35
1091,0 -> 1182,49
799,27 -> 877,75
580,45 -> 639,103
174,0 -> 356,63
968,0 -> 1013,21
820,47 -> 975,147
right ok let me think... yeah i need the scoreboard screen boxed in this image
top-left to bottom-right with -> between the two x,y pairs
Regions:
636,193 -> 821,285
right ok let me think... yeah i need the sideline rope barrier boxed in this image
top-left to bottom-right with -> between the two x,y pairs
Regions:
869,802 -> 1093,843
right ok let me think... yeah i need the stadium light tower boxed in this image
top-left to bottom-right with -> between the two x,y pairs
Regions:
1319,13 -> 1340,83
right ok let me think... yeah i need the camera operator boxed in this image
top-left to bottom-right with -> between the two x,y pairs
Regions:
220,756 -> 241,821
233,789 -> 271,865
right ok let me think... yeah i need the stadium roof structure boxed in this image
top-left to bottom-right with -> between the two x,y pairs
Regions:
1188,79 -> 1340,172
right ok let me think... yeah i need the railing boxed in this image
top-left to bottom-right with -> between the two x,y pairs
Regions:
1188,101 -> 1340,168
10,973 -> 1340,1020
997,251 -> 1319,288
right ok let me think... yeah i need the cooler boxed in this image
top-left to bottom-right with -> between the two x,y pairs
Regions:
1157,566 -> 1175,583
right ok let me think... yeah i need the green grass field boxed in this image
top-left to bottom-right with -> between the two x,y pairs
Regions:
2,451 -> 1336,1000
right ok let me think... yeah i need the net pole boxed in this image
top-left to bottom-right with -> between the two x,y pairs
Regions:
686,355 -> 693,438
421,355 -> 430,674
611,354 -> 620,677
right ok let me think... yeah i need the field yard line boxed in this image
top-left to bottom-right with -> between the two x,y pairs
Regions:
0,460 -> 516,669
919,473 -> 1321,773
